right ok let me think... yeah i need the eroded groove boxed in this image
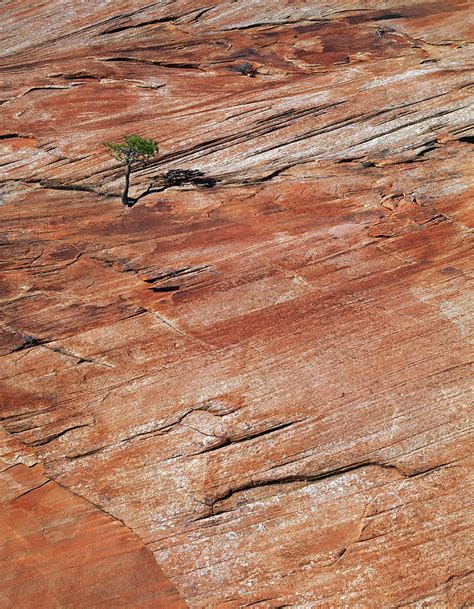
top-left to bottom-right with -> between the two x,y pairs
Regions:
206,461 -> 401,506
214,9 -> 371,32
100,5 -> 215,34
11,479 -> 50,502
65,446 -> 107,460
194,459 -> 459,522
6,334 -> 45,354
144,265 -> 212,284
100,15 -> 184,35
34,180 -> 98,193
194,417 -> 307,456
22,178 -> 116,199
102,57 -> 203,70
150,285 -> 180,292
25,423 -> 93,447
253,93 -> 471,157
143,101 -> 344,169
0,133 -> 26,140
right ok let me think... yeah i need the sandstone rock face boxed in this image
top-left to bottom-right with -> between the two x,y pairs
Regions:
1,1 -> 473,607
0,431 -> 188,608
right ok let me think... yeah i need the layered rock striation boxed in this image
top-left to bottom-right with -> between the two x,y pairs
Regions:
1,1 -> 473,607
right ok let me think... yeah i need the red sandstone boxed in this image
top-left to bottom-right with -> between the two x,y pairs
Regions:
1,1 -> 473,607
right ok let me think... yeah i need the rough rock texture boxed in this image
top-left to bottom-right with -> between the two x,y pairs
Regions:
0,431 -> 188,608
1,1 -> 473,607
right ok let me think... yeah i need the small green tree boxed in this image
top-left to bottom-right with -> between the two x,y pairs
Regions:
103,134 -> 159,206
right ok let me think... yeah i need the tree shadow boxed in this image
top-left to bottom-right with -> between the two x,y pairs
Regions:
127,169 -> 217,207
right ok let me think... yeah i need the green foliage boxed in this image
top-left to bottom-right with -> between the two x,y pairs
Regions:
103,134 -> 159,164
102,134 -> 159,206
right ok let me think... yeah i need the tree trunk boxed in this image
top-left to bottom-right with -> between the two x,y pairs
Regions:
122,163 -> 132,206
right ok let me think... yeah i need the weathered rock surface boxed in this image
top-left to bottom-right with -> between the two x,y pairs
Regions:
0,431 -> 188,608
0,1 -> 473,607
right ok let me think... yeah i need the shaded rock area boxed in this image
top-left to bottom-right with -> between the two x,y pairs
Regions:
0,1 -> 473,607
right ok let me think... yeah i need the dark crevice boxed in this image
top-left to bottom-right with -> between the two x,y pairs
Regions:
9,334 -> 45,353
150,285 -> 181,293
0,133 -> 22,140
23,178 -> 111,197
100,5 -> 214,35
65,446 -> 108,460
336,156 -> 365,164
20,85 -> 80,96
414,140 -> 439,157
242,599 -> 277,608
195,438 -> 232,455
101,57 -> 203,70
371,231 -> 398,239
26,423 -> 93,447
193,418 -> 307,456
40,343 -> 114,368
217,21 -> 287,32
213,13 -> 362,33
208,461 -> 401,509
257,165 -> 297,182
121,307 -> 148,320
371,12 -> 403,20
230,419 -> 304,441
41,182 -> 95,193
116,406 -> 208,446
195,459 -> 455,521
61,73 -> 101,80
11,480 -> 50,502
144,265 -> 211,284
100,15 -> 183,35
418,213 -> 448,228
